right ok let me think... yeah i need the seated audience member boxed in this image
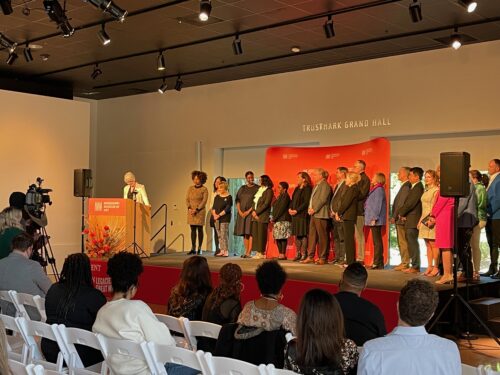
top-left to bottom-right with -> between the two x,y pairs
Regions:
334,262 -> 386,346
202,263 -> 242,325
357,279 -> 461,375
285,289 -> 358,375
41,253 -> 106,367
93,251 -> 196,375
0,232 -> 52,318
0,207 -> 24,259
168,255 -> 212,320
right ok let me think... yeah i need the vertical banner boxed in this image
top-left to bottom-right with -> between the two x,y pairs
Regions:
264,138 -> 390,265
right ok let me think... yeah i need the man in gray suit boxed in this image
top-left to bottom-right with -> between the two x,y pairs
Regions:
330,167 -> 349,265
391,167 -> 412,271
302,168 -> 332,265
0,232 -> 52,317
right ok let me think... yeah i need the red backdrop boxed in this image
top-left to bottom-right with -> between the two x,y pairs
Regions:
264,138 -> 391,266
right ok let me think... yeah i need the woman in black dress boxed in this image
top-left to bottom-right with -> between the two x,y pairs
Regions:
289,172 -> 313,261
272,181 -> 292,260
209,176 -> 226,256
251,175 -> 274,259
336,173 -> 360,266
235,171 -> 259,258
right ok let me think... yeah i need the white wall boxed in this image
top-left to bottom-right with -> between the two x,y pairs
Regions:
0,90 -> 90,272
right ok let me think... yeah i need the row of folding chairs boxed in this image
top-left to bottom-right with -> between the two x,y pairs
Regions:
0,290 -> 46,321
8,359 -> 65,375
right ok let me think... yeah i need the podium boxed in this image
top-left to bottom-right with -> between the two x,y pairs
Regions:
88,198 -> 151,256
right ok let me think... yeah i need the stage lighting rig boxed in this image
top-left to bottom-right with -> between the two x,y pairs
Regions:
85,0 -> 127,22
43,0 -> 75,37
0,32 -> 17,53
409,0 -> 423,23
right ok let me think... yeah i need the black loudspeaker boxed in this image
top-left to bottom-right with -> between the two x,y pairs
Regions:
74,169 -> 93,197
440,152 -> 470,197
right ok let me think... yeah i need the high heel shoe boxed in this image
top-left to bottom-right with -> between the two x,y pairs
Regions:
435,275 -> 453,284
429,268 -> 440,277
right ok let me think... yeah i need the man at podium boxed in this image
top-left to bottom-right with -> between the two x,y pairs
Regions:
123,171 -> 150,206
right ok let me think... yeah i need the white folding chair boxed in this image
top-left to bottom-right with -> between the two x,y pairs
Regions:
9,291 -> 45,321
265,364 -> 298,374
7,359 -> 32,375
201,352 -> 267,375
32,296 -> 47,322
144,341 -> 204,375
182,320 -> 221,350
96,334 -> 153,375
0,289 -> 16,316
1,313 -> 28,363
15,317 -> 65,372
54,325 -> 107,375
154,314 -> 190,349
27,365 -> 67,375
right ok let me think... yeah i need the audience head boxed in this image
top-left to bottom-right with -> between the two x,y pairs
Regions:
409,167 -> 424,183
470,170 -> 489,188
260,175 -> 274,189
213,176 -> 227,192
123,171 -> 136,186
297,172 -> 312,187
353,160 -> 366,173
371,172 -> 386,186
398,279 -> 438,327
336,167 -> 348,182
340,262 -> 368,295
296,289 -> 345,368
212,263 -> 243,306
346,172 -> 360,186
11,232 -> 33,256
0,207 -> 23,233
255,260 -> 287,297
398,167 -> 410,182
217,181 -> 229,193
488,159 -> 500,176
424,170 -> 439,187
107,251 -> 143,298
191,170 -> 208,186
9,191 -> 26,210
171,256 -> 212,305
245,171 -> 255,185
278,181 -> 289,194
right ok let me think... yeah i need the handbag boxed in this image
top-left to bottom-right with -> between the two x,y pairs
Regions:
421,215 -> 435,229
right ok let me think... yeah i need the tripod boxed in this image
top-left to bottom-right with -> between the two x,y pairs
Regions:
428,197 -> 500,346
80,197 -> 86,253
125,191 -> 149,258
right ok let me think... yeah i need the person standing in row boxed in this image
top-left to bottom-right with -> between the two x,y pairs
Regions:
272,182 -> 292,260
123,171 -> 150,206
289,172 -> 312,262
485,159 -> 500,279
364,173 -> 387,270
418,170 -> 440,277
209,176 -> 226,256
391,167 -> 412,271
235,171 -> 260,258
186,171 -> 208,255
456,180 -> 478,282
251,175 -> 274,259
336,172 -> 360,266
302,169 -> 332,265
212,181 -> 233,258
353,160 -> 370,264
470,170 -> 488,281
330,167 -> 348,265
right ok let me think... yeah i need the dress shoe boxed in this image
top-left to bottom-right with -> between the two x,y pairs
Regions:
316,259 -> 326,265
491,271 -> 500,279
393,263 -> 409,271
293,254 -> 302,262
300,258 -> 315,264
197,249 -> 203,255
481,266 -> 498,277
252,253 -> 265,259
370,265 -> 384,270
300,255 -> 308,261
187,250 -> 196,255
404,267 -> 419,274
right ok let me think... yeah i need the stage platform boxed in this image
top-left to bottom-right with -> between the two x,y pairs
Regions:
90,252 -> 500,333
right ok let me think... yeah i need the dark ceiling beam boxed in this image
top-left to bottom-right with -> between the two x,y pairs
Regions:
34,0 -> 404,78
92,16 -> 500,90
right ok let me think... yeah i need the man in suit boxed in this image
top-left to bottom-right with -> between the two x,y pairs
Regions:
398,167 -> 424,274
457,181 -> 478,280
391,167 -> 412,271
353,160 -> 370,264
485,159 -> 500,279
302,168 -> 332,265
330,167 -> 349,265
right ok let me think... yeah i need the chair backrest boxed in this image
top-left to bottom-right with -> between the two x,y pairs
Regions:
154,314 -> 190,349
183,320 -> 221,348
9,291 -> 44,321
32,296 -> 47,322
0,290 -> 13,304
144,341 -> 203,375
1,313 -> 28,363
202,352 -> 267,375
7,358 -> 31,375
265,364 -> 298,375
54,325 -> 105,370
28,365 -> 67,375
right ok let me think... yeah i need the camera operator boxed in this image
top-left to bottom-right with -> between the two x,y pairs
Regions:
0,232 -> 52,319
0,207 -> 24,260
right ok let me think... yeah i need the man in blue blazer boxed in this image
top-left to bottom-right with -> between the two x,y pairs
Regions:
486,159 -> 500,279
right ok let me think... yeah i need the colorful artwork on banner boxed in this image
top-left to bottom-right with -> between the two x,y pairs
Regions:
264,137 -> 391,265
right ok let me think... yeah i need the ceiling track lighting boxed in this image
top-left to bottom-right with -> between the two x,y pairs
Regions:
409,0 -> 422,23
6,51 -> 18,65
85,0 -> 127,22
23,45 -> 33,62
0,0 -> 13,15
43,0 -> 75,37
157,51 -> 166,71
97,23 -> 111,45
158,79 -> 168,94
91,64 -> 102,79
232,35 -> 243,55
175,76 -> 183,92
199,0 -> 211,22
458,0 -> 477,13
323,15 -> 335,38
0,32 -> 17,53
451,27 -> 462,50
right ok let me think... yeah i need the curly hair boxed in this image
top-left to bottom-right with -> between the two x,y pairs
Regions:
255,260 -> 287,295
191,170 -> 208,185
170,256 -> 212,308
399,279 -> 438,326
107,251 -> 144,294
210,263 -> 242,307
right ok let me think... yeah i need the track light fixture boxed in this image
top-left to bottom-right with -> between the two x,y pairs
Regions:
409,0 -> 422,23
199,0 -> 211,22
0,32 -> 17,53
97,23 -> 111,45
175,76 -> 183,92
323,15 -> 335,38
158,79 -> 168,94
157,52 -> 166,71
43,0 -> 74,37
451,28 -> 462,50
0,0 -> 13,15
91,64 -> 102,79
85,0 -> 127,22
6,51 -> 18,65
458,0 -> 477,13
23,45 -> 33,62
232,35 -> 243,55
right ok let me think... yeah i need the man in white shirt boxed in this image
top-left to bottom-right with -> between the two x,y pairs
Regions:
358,278 -> 461,375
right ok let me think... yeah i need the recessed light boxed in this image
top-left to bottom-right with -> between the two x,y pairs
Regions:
291,46 -> 301,53
28,44 -> 43,50
40,53 -> 50,61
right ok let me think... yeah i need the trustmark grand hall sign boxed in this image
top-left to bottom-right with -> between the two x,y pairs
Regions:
302,117 -> 391,133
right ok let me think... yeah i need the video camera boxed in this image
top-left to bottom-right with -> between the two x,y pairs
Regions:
25,177 -> 52,227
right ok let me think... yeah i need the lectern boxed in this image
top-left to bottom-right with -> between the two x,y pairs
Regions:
88,198 -> 151,255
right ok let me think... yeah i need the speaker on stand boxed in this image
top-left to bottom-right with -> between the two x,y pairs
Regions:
74,169 -> 93,253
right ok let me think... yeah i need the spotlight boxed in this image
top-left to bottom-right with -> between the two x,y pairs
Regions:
43,0 -> 75,37
323,15 -> 335,38
85,0 -> 127,22
158,80 -> 168,94
97,23 -> 111,45
451,31 -> 462,50
91,64 -> 102,79
23,46 -> 33,62
199,0 -> 211,22
409,0 -> 422,23
6,52 -> 18,65
175,76 -> 183,92
0,0 -> 13,15
232,35 -> 243,55
0,33 -> 17,53
458,0 -> 477,13
157,52 -> 166,71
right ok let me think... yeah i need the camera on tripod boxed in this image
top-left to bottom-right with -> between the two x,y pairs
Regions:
25,177 -> 52,227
